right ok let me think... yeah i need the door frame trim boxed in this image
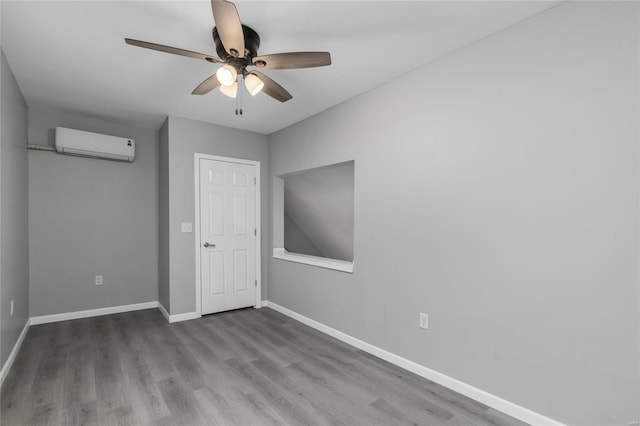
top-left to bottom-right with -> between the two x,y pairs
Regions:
194,153 -> 262,316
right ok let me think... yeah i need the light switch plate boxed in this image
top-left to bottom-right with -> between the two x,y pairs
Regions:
181,222 -> 193,233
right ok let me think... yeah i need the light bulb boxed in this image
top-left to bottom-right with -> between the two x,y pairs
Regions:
220,82 -> 238,98
244,73 -> 265,96
216,65 -> 237,87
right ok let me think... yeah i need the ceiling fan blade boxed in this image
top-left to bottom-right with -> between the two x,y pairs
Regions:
210,0 -> 245,58
251,71 -> 292,102
252,52 -> 331,70
192,74 -> 222,95
125,38 -> 220,63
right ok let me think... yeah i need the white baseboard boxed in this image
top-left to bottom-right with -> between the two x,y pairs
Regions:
262,300 -> 564,426
0,319 -> 30,387
28,300 -> 199,326
168,311 -> 200,323
158,302 -> 200,323
158,302 -> 171,322
30,301 -> 159,325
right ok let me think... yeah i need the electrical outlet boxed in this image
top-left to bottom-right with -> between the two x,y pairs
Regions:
10,300 -> 14,317
419,313 -> 429,330
95,275 -> 103,286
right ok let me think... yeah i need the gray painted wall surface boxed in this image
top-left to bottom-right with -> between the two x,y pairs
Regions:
1,50 -> 29,366
158,119 -> 170,312
284,212 -> 323,258
268,2 -> 639,425
283,161 -> 354,261
28,108 -> 158,316
165,116 -> 269,315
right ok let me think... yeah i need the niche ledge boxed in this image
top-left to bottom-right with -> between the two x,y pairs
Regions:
273,248 -> 354,273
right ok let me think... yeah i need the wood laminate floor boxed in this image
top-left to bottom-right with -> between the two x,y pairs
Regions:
1,307 -> 528,426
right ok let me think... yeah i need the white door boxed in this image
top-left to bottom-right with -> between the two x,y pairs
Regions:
200,158 -> 257,315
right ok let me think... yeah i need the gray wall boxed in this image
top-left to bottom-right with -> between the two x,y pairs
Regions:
1,50 -> 29,366
28,108 -> 158,316
283,161 -> 354,261
158,119 -> 170,312
164,116 -> 269,315
268,2 -> 639,425
284,212 -> 323,258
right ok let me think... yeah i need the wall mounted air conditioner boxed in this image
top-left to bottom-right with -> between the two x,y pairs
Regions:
55,127 -> 135,162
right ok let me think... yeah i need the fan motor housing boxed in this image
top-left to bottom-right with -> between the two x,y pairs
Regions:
213,25 -> 260,63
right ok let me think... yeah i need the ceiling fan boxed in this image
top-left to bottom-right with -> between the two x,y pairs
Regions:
125,0 -> 331,103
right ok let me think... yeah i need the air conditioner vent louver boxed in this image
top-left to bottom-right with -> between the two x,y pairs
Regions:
54,127 -> 135,163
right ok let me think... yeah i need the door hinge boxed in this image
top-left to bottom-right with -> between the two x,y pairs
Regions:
255,280 -> 257,287
254,228 -> 257,236
254,177 -> 256,185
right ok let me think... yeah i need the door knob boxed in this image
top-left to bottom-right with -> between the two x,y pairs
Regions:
203,242 -> 215,248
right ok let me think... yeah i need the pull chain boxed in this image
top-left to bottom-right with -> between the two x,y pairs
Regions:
235,84 -> 239,115
239,78 -> 243,116
235,76 -> 243,116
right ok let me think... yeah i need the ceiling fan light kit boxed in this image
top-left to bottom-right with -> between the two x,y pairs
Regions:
220,82 -> 238,98
125,0 -> 332,111
216,65 -> 237,87
244,73 -> 264,96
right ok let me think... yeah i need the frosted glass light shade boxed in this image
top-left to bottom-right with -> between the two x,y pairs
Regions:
216,65 -> 237,87
245,73 -> 264,96
220,82 -> 238,98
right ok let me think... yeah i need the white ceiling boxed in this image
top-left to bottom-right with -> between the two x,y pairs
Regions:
1,1 -> 560,135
